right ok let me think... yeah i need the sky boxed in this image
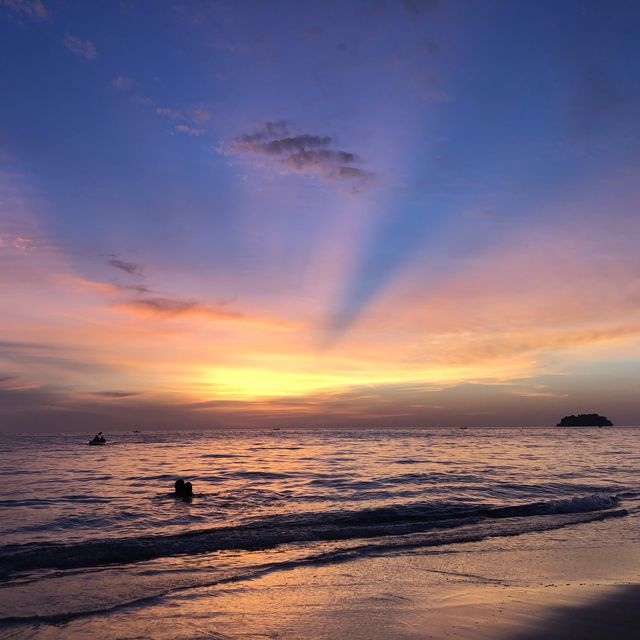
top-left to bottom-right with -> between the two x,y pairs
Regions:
1,0 -> 639,432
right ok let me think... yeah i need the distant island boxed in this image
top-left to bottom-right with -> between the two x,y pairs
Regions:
556,413 -> 613,427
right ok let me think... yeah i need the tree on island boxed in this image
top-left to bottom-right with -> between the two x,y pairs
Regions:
556,413 -> 613,427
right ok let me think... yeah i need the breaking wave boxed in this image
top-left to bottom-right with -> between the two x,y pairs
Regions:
0,494 -> 625,580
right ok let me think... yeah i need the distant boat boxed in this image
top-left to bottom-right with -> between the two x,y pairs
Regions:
88,432 -> 107,445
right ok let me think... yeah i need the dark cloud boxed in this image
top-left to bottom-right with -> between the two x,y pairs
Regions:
86,390 -> 141,398
124,283 -> 152,295
0,340 -> 56,352
225,121 -> 372,182
108,258 -> 143,276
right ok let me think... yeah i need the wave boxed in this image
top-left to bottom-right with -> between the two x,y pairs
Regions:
0,494 -> 625,580
0,507 -> 629,627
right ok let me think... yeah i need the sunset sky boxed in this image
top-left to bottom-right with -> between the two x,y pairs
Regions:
1,0 -> 639,431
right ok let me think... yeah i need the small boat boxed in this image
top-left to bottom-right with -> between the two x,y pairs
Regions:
88,432 -> 107,445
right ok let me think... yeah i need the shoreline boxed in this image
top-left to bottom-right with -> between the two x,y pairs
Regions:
2,512 -> 637,639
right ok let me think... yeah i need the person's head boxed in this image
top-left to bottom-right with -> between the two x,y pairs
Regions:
183,481 -> 193,497
174,478 -> 185,493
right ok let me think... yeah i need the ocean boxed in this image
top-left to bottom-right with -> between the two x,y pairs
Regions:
0,427 -> 638,638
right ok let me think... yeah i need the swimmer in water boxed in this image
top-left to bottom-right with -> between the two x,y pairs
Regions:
182,481 -> 193,501
173,478 -> 185,497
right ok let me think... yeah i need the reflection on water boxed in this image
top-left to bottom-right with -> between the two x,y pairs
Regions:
1,428 -> 638,546
0,427 -> 638,637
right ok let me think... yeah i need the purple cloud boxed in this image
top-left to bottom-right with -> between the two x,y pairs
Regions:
223,121 -> 372,182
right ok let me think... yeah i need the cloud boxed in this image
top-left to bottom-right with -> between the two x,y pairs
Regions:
0,0 -> 48,21
115,296 -> 244,321
0,374 -> 40,391
222,121 -> 372,182
191,108 -> 211,124
0,339 -> 108,374
175,124 -> 205,137
111,75 -> 135,91
63,34 -> 97,60
112,294 -> 300,330
0,339 -> 57,353
85,390 -> 141,398
107,257 -> 143,275
156,106 -> 184,120
63,275 -> 151,296
131,96 -> 155,107
511,390 -> 569,399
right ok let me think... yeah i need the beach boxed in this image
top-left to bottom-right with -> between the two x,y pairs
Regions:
0,428 -> 638,638
3,514 -> 637,639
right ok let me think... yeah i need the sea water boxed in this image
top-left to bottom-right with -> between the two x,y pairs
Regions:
0,427 -> 638,637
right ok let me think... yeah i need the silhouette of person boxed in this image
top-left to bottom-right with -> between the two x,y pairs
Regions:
182,481 -> 193,501
173,478 -> 185,497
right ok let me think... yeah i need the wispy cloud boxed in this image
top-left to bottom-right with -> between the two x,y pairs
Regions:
111,75 -> 135,91
107,257 -> 143,276
63,34 -> 97,60
114,296 -> 244,321
131,96 -> 155,107
175,124 -> 205,137
0,374 -> 40,391
156,106 -> 184,120
0,0 -> 48,21
190,108 -> 211,124
222,121 -> 372,182
85,390 -> 142,398
512,390 -> 569,398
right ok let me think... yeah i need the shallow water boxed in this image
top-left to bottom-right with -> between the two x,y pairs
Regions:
0,427 -> 638,636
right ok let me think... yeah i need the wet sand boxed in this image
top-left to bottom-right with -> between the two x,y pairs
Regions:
185,523 -> 640,640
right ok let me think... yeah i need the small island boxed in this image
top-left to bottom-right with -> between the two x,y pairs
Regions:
556,413 -> 613,427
